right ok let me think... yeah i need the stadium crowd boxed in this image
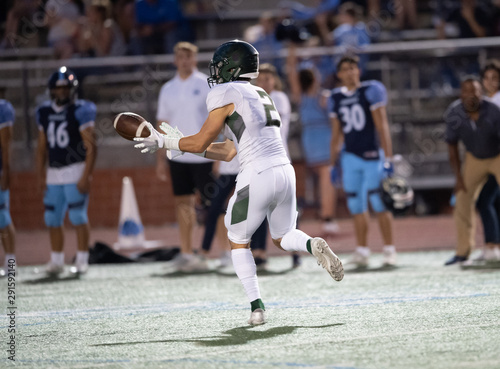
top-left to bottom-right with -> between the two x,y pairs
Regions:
2,1 -> 500,58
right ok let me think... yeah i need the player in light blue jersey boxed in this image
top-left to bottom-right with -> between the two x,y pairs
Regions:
0,99 -> 16,277
36,67 -> 97,276
330,55 -> 396,268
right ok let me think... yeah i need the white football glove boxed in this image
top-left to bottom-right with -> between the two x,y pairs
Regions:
133,122 -> 180,154
160,122 -> 207,158
159,122 -> 184,159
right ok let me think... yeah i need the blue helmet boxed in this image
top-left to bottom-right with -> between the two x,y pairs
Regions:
48,66 -> 78,105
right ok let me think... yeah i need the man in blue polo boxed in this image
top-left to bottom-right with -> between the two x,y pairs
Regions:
444,77 -> 500,265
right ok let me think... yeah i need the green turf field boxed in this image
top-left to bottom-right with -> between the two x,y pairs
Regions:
2,251 -> 499,369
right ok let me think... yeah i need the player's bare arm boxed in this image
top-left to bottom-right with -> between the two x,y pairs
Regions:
134,104 -> 235,159
0,125 -> 12,191
330,117 -> 344,165
35,130 -> 47,193
78,126 -> 97,194
372,106 -> 393,159
286,43 -> 302,104
205,139 -> 237,162
178,104 -> 234,154
155,120 -> 169,182
448,143 -> 465,193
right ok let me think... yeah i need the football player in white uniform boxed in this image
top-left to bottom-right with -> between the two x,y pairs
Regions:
134,40 -> 344,325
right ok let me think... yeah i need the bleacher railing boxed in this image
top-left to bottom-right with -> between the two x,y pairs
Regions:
2,36 -> 500,189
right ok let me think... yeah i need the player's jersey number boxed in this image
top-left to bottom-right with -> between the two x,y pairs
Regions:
257,90 -> 281,128
339,103 -> 366,133
47,121 -> 70,149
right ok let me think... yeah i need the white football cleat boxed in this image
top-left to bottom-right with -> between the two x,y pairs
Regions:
178,255 -> 209,273
217,251 -> 232,269
164,253 -> 190,269
484,247 -> 500,262
45,262 -> 64,276
347,248 -> 370,268
248,308 -> 266,326
382,247 -> 397,267
70,262 -> 89,275
310,237 -> 344,281
322,221 -> 340,235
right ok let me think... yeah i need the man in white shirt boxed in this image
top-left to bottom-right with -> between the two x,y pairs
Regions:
135,40 -> 343,325
156,42 -> 213,272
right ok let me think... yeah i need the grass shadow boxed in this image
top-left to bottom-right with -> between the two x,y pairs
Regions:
461,262 -> 500,271
213,267 -> 296,278
23,273 -> 81,284
91,323 -> 344,348
257,267 -> 296,276
151,269 -> 218,278
345,265 -> 400,274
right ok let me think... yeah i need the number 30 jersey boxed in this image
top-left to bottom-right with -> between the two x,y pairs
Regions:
329,80 -> 387,160
36,100 -> 96,168
206,81 -> 289,173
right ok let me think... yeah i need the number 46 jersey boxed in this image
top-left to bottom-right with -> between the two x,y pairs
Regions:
36,100 -> 96,169
329,80 -> 387,160
207,81 -> 289,173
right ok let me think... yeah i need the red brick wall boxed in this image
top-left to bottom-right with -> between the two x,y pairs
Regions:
11,167 -> 177,230
11,162 -> 344,230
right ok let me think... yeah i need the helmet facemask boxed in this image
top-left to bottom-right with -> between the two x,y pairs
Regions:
207,40 -> 259,88
208,58 -> 244,87
381,177 -> 414,214
50,85 -> 76,106
48,67 -> 78,106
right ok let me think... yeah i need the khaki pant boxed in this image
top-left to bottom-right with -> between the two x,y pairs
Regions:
454,152 -> 500,257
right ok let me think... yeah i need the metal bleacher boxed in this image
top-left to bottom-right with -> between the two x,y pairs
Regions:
2,13 -> 500,192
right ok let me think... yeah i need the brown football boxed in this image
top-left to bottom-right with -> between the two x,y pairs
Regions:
113,112 -> 151,141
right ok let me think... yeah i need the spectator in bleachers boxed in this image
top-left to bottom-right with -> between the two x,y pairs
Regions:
392,0 -> 418,30
483,59 -> 500,104
286,43 -> 340,236
244,12 -> 284,73
491,0 -> 500,36
112,0 -> 141,55
432,0 -> 491,90
434,0 -> 493,39
0,0 -> 39,49
45,0 -> 84,59
279,0 -> 339,47
282,0 -> 340,21
78,0 -> 127,57
330,2 -> 370,74
135,0 -> 185,54
339,0 -> 416,33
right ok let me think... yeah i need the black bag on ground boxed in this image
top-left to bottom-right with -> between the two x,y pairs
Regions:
89,242 -> 135,264
136,247 -> 180,262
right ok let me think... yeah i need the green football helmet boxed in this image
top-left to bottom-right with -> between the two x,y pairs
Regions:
207,40 -> 259,87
